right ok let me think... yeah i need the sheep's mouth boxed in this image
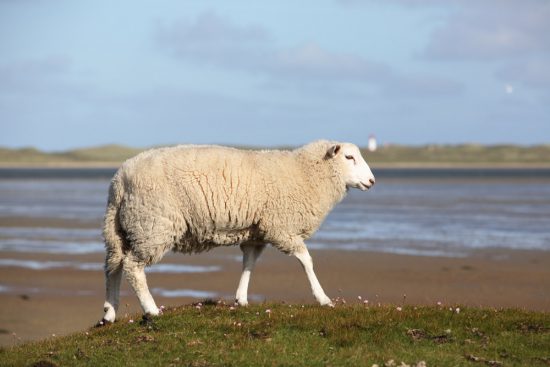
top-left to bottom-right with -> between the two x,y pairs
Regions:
358,182 -> 372,191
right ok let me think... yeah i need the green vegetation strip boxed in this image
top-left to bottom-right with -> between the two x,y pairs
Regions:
1,303 -> 549,366
1,144 -> 550,167
363,145 -> 550,167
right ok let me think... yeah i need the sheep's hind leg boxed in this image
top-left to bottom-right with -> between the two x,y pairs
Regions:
293,246 -> 333,307
123,257 -> 160,317
102,265 -> 122,324
235,243 -> 266,306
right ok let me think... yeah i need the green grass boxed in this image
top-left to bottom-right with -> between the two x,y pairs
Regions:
362,144 -> 550,166
1,144 -> 550,167
1,303 -> 549,366
0,145 -> 142,165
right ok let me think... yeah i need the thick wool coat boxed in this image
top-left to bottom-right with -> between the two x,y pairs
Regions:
103,140 -> 348,273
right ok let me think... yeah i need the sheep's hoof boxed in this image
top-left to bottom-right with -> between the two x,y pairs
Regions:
94,318 -> 113,328
319,297 -> 334,307
140,313 -> 158,328
235,299 -> 248,307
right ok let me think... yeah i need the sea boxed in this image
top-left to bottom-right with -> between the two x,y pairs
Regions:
1,167 -> 549,270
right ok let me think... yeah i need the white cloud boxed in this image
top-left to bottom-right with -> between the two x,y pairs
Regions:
423,1 -> 550,60
0,56 -> 73,94
272,43 -> 391,82
421,1 -> 550,89
496,58 -> 550,89
155,11 -> 271,70
338,1 -> 550,89
156,11 -> 461,97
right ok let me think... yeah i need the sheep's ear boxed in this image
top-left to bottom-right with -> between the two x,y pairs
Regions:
326,144 -> 341,159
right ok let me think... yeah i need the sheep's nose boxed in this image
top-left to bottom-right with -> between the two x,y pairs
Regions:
369,178 -> 375,186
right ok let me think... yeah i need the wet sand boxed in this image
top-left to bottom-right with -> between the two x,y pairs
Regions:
1,246 -> 549,346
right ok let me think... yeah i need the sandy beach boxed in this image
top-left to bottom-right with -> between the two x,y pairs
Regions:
1,245 -> 549,346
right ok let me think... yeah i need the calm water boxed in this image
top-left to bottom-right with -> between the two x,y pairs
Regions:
1,168 -> 549,262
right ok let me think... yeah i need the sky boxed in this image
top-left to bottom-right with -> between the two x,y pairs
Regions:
1,0 -> 549,150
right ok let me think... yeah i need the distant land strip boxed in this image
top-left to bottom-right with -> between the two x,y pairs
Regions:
1,143 -> 549,168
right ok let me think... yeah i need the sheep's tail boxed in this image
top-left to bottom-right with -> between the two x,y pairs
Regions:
103,172 -> 126,275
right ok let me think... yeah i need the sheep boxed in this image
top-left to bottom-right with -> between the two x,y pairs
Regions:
100,140 -> 375,323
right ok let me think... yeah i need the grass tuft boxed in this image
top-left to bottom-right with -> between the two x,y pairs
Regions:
1,303 -> 549,366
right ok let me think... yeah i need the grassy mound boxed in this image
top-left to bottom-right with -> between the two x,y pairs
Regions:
1,302 -> 549,366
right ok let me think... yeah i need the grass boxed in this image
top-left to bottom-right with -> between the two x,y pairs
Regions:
1,302 -> 549,366
1,144 -> 550,167
0,145 -> 142,165
362,144 -> 550,167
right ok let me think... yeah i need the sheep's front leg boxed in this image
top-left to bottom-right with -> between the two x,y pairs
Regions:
293,246 -> 333,307
235,243 -> 266,306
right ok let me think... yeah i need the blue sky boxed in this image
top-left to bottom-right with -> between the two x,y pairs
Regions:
1,0 -> 549,150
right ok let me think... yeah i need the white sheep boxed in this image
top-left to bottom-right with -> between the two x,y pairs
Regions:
100,140 -> 375,323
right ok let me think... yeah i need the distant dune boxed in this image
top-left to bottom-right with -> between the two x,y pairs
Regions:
1,143 -> 549,168
0,144 -> 142,168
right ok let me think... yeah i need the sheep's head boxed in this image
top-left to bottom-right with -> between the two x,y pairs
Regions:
326,143 -> 375,191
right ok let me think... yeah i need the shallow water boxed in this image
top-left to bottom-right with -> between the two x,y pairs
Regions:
1,168 -> 549,265
315,176 -> 550,257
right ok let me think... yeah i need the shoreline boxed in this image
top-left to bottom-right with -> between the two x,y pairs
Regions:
1,246 -> 549,346
2,162 -> 550,169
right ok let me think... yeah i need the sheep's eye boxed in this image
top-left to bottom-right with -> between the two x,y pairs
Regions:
345,155 -> 355,161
